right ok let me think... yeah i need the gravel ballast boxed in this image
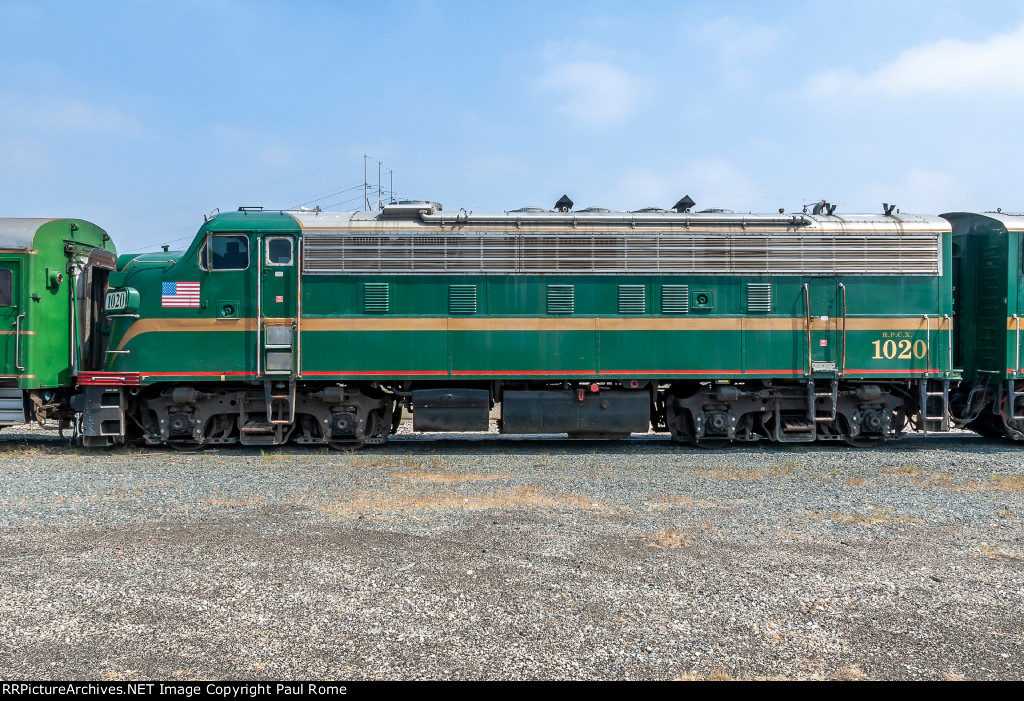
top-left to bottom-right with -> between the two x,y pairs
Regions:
0,426 -> 1022,680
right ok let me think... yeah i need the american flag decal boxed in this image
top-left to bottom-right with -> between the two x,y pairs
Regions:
161,281 -> 201,307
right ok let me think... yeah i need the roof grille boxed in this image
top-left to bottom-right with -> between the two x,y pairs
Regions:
303,232 -> 941,276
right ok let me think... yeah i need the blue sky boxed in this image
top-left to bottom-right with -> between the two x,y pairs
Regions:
3,0 -> 1024,252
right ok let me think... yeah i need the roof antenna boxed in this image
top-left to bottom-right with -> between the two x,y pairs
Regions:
673,195 -> 695,213
554,194 -> 574,212
883,203 -> 896,216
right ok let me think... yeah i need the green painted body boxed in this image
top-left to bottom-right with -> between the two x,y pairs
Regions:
0,219 -> 116,392
104,211 -> 957,386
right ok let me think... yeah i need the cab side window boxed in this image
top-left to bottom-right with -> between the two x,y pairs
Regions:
266,237 -> 293,266
0,269 -> 12,306
200,235 -> 249,271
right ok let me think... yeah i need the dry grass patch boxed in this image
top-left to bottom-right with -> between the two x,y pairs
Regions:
882,465 -> 1024,493
393,471 -> 506,484
881,464 -> 923,475
835,665 -> 868,681
846,477 -> 866,486
205,495 -> 267,507
978,545 -> 1020,561
705,466 -> 765,480
645,529 -> 692,548
706,669 -> 736,681
991,474 -> 1024,492
647,492 -> 695,509
318,485 -> 600,518
346,455 -> 436,469
777,528 -> 811,541
828,508 -> 923,525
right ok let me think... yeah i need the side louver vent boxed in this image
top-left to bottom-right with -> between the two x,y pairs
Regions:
617,285 -> 646,314
661,285 -> 690,314
547,285 -> 575,315
448,285 -> 478,314
746,283 -> 772,313
363,282 -> 389,313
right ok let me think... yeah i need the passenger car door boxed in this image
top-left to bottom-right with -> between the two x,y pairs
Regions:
0,261 -> 22,376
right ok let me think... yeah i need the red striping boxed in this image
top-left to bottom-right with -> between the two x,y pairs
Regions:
144,371 -> 250,375
845,368 -> 941,374
452,370 -> 595,375
77,372 -> 142,386
303,370 -> 449,376
104,368 -> 947,381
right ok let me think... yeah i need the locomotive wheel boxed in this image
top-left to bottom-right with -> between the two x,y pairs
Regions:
839,415 -> 882,448
326,440 -> 366,452
326,408 -> 383,451
665,401 -> 693,445
165,440 -> 209,453
691,437 -> 731,449
843,436 -> 882,448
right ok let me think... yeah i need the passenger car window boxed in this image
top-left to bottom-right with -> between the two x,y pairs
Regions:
200,235 -> 249,271
266,237 -> 293,266
0,269 -> 11,306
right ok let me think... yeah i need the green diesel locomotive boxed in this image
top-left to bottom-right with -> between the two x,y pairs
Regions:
0,218 -> 117,431
79,198 -> 955,449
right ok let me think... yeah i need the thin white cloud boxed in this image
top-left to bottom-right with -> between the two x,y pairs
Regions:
538,60 -> 648,127
858,167 -> 963,214
805,24 -> 1024,98
695,18 -> 780,89
588,159 -> 759,212
0,91 -> 145,136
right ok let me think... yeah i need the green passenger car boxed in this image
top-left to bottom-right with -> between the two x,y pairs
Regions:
82,201 -> 956,448
0,219 -> 117,430
944,211 -> 1024,438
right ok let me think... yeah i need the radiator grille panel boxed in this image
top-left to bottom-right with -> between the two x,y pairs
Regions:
448,285 -> 478,314
746,283 -> 772,313
547,285 -> 575,315
617,285 -> 646,314
303,231 -> 941,275
662,285 -> 690,314
362,282 -> 389,313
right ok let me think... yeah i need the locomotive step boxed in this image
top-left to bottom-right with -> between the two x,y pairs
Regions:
918,379 -> 950,433
0,388 -> 24,424
241,419 -> 276,434
1007,380 -> 1024,420
781,417 -> 813,432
